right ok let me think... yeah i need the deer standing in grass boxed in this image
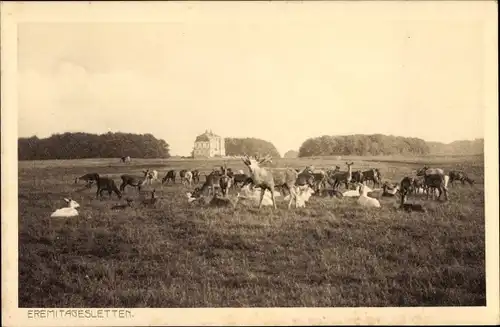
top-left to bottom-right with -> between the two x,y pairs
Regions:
329,162 -> 354,190
241,154 -> 277,210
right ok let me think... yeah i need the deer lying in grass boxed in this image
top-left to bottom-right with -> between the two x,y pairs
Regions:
96,177 -> 122,200
75,173 -> 100,188
241,154 -> 278,209
209,194 -> 239,208
381,182 -> 400,197
237,184 -> 281,207
50,198 -> 80,218
357,184 -> 381,208
111,198 -> 134,210
141,189 -> 158,207
329,162 -> 354,190
283,185 -> 315,208
120,174 -> 147,193
400,202 -> 426,213
342,184 -> 361,197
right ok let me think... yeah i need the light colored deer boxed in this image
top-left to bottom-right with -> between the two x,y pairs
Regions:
241,154 -> 277,209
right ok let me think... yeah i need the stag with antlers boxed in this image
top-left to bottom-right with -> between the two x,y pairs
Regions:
241,154 -> 277,210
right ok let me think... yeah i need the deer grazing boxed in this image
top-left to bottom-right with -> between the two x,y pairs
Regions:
448,170 -> 475,187
74,173 -> 100,188
95,176 -> 123,200
161,170 -> 177,184
119,174 -> 147,193
241,154 -> 277,209
143,169 -> 159,185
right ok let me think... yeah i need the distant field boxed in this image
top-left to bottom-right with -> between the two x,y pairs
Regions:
18,155 -> 485,307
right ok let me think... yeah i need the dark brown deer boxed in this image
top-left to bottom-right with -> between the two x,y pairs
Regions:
329,162 -> 354,190
191,170 -> 201,184
75,173 -> 100,188
399,176 -> 414,207
448,170 -> 475,187
96,177 -> 122,200
416,168 -> 448,201
362,168 -> 382,188
119,174 -> 147,193
351,170 -> 364,184
161,170 -> 177,184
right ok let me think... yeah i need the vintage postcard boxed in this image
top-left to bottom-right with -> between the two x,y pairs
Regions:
1,1 -> 499,326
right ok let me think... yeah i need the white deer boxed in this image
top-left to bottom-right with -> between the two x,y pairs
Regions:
241,154 -> 277,209
50,198 -> 80,218
357,183 -> 381,208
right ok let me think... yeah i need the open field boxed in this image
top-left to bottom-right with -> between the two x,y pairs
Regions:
18,155 -> 485,307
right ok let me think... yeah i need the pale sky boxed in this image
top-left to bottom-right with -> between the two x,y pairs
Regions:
18,6 -> 487,156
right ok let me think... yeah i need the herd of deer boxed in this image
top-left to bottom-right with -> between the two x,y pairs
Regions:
60,155 -> 475,217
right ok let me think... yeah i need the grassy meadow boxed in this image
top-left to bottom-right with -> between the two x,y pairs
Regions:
18,155 -> 486,307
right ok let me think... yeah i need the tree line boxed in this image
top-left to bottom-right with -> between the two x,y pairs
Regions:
298,134 -> 431,157
297,134 -> 484,157
18,132 -> 170,160
18,131 -> 482,161
224,137 -> 281,158
427,139 -> 484,155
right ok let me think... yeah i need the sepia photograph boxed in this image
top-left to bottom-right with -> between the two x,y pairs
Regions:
2,1 -> 499,326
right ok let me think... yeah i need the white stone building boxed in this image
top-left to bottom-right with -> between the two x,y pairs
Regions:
193,130 -> 226,158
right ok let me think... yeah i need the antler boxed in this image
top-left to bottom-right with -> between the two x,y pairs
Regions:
259,154 -> 273,164
241,154 -> 250,166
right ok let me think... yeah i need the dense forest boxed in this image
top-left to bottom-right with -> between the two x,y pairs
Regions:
18,132 -> 170,160
224,137 -> 281,158
297,134 -> 484,157
298,134 -> 431,157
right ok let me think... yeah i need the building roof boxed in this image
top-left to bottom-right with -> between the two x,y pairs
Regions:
195,130 -> 221,142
